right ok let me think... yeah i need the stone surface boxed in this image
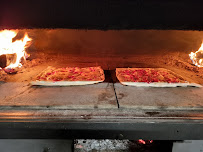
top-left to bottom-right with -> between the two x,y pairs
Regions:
0,82 -> 117,109
115,83 -> 203,110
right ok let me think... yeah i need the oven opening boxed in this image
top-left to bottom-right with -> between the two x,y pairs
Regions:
1,0 -> 203,143
0,29 -> 203,85
0,28 -> 202,112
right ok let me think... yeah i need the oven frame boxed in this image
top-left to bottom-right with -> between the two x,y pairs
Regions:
0,109 -> 203,140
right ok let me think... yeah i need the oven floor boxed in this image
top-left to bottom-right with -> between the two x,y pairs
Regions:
0,81 -> 202,111
115,83 -> 203,110
0,82 -> 117,109
0,52 -> 203,124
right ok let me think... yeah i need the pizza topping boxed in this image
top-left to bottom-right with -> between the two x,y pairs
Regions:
116,68 -> 185,83
36,66 -> 105,82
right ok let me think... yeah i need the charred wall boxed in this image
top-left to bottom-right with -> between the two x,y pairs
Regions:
23,29 -> 203,56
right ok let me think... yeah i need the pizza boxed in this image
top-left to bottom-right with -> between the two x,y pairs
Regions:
31,66 -> 105,86
116,68 -> 201,87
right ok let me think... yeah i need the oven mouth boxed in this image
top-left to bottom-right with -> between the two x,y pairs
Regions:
0,29 -> 202,109
0,29 -> 203,85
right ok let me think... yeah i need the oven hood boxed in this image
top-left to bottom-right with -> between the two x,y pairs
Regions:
0,0 -> 203,30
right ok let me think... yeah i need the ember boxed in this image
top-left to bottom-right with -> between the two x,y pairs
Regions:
138,139 -> 153,144
3,68 -> 17,74
138,139 -> 146,144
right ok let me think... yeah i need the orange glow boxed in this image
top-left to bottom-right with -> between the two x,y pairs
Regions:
189,42 -> 203,67
0,30 -> 31,69
138,139 -> 153,144
138,139 -> 146,144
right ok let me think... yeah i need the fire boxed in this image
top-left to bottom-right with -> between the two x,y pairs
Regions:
189,42 -> 203,67
0,30 -> 31,69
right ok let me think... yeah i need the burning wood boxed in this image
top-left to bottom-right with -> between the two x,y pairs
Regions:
0,30 -> 32,72
0,53 -> 18,74
189,42 -> 203,67
0,54 -> 17,68
0,55 -> 6,68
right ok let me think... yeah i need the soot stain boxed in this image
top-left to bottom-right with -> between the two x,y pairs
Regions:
117,93 -> 126,99
94,105 -> 98,109
98,92 -> 112,101
98,92 -> 116,105
145,111 -> 160,116
82,114 -> 92,120
108,100 -> 116,105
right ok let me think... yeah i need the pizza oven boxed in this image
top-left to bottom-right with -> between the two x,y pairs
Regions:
0,0 -> 203,140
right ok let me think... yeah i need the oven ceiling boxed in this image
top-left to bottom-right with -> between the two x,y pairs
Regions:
0,0 -> 203,30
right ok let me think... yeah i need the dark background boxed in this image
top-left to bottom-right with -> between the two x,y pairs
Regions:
0,0 -> 203,30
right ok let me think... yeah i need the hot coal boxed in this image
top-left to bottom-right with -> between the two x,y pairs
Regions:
3,68 -> 18,74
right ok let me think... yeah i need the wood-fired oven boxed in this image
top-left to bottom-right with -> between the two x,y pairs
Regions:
0,0 -> 203,140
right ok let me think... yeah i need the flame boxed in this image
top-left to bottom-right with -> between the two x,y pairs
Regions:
0,30 -> 31,69
189,42 -> 203,67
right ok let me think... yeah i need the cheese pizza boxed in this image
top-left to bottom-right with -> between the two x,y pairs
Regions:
116,68 -> 201,87
31,66 -> 105,86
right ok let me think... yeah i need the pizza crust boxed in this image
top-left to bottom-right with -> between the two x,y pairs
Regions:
31,66 -> 105,86
120,82 -> 202,87
116,68 -> 202,87
31,80 -> 103,86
